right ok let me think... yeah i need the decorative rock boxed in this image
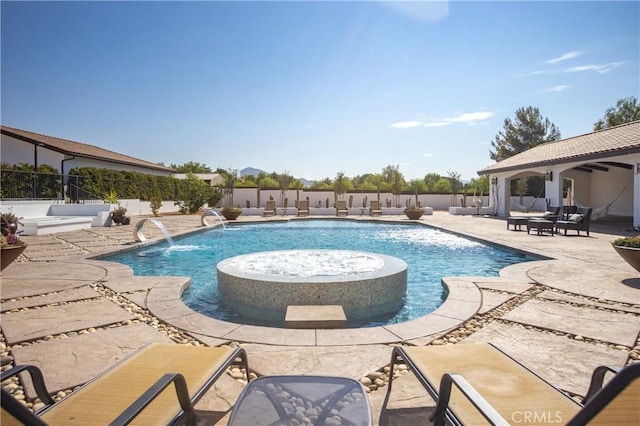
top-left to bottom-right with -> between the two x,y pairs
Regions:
359,377 -> 372,386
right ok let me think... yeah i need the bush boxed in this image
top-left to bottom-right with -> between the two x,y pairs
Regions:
612,236 -> 640,248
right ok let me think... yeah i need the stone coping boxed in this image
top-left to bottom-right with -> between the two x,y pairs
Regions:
141,265 -> 481,345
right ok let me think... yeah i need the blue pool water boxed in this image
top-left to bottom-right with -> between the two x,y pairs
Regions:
106,220 -> 535,327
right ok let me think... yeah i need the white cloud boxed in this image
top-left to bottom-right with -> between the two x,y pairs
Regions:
424,120 -> 453,127
546,51 -> 582,64
424,111 -> 494,127
422,153 -> 434,157
565,62 -> 625,74
391,111 -> 493,130
546,85 -> 569,93
390,120 -> 423,129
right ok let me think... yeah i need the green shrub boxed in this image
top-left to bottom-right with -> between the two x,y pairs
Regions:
612,236 -> 640,248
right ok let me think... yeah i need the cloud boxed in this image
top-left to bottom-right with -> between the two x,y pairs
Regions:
424,111 -> 494,127
390,120 -> 423,129
546,51 -> 582,64
527,61 -> 625,76
565,62 -> 625,74
546,85 -> 569,93
422,153 -> 434,157
392,111 -> 494,129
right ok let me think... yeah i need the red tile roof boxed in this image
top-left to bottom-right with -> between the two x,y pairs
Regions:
478,120 -> 640,175
1,125 -> 176,173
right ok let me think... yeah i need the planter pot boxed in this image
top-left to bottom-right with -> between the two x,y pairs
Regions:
221,209 -> 242,220
111,214 -> 127,225
1,245 -> 26,270
404,208 -> 425,220
613,245 -> 640,273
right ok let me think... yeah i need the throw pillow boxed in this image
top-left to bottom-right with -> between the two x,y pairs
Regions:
568,213 -> 583,223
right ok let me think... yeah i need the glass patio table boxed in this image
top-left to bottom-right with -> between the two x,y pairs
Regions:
228,375 -> 372,426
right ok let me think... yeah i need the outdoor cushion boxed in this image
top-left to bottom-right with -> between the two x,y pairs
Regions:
569,214 -> 584,223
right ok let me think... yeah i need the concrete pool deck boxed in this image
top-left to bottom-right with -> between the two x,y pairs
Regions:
1,212 -> 639,424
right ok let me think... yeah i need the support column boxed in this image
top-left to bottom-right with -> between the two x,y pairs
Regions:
634,163 -> 640,229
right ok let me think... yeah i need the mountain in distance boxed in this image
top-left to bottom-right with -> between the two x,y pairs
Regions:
240,167 -> 314,188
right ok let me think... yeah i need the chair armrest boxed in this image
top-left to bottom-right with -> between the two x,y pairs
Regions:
583,365 -> 621,403
109,373 -> 197,426
567,363 -> 640,426
431,373 -> 509,426
1,364 -> 55,406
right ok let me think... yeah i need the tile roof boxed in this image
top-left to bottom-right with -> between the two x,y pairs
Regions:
1,125 -> 176,173
478,120 -> 640,175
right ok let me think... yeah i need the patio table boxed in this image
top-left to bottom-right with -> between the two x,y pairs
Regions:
228,375 -> 372,426
527,219 -> 555,235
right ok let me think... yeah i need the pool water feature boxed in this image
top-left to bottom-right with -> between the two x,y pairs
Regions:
106,220 -> 535,327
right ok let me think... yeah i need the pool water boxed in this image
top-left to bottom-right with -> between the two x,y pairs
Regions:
106,220 -> 535,327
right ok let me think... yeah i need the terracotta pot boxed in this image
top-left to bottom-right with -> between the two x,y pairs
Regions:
404,208 -> 425,220
1,245 -> 26,270
613,245 -> 640,273
221,209 -> 242,220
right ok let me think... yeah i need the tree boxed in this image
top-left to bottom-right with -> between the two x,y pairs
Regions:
334,172 -> 352,201
382,165 -> 404,207
171,162 -> 213,173
277,171 -> 293,208
594,96 -> 640,130
490,106 -> 560,161
423,172 -> 441,193
407,178 -> 426,207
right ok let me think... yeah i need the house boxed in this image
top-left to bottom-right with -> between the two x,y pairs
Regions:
1,125 -> 175,175
477,121 -> 640,228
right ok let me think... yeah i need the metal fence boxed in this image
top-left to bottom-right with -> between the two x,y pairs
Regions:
0,169 -> 105,204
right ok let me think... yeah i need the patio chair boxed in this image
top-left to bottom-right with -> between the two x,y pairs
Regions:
336,200 -> 348,217
554,207 -> 593,236
297,199 -> 309,217
263,200 -> 275,216
1,343 -> 249,426
532,205 -> 561,222
369,200 -> 382,216
385,342 -> 639,426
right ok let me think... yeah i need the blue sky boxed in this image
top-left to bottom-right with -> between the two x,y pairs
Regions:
2,1 -> 638,182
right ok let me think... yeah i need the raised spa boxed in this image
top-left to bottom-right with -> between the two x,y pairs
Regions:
217,249 -> 408,322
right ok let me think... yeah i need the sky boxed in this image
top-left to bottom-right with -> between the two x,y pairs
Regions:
1,1 -> 639,182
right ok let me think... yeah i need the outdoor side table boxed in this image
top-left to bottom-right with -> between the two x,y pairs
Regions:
228,375 -> 372,426
527,219 -> 554,235
507,216 -> 528,231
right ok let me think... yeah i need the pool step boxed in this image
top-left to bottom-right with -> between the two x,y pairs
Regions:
285,305 -> 347,329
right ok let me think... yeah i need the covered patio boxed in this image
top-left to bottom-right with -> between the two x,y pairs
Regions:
478,121 -> 640,229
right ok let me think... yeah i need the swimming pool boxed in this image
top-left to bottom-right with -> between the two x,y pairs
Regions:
106,220 -> 534,327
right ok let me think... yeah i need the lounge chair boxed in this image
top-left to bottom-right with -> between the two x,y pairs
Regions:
263,200 -> 275,217
554,207 -> 593,236
336,200 -> 348,217
297,199 -> 309,217
1,343 -> 249,426
369,200 -> 382,216
385,342 -> 639,426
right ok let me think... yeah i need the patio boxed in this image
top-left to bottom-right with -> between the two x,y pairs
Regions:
1,211 -> 638,424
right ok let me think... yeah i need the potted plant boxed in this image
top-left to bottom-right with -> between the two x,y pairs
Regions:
404,179 -> 426,220
110,205 -> 129,225
611,235 -> 640,273
220,169 -> 242,220
221,205 -> 242,220
1,213 -> 26,270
